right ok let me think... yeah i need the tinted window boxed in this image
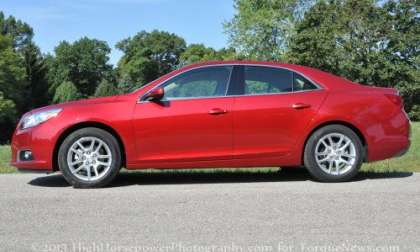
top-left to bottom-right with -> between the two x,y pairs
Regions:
243,66 -> 293,95
293,73 -> 318,91
162,66 -> 232,100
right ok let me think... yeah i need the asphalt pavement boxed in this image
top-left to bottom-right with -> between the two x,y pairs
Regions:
1,170 -> 419,252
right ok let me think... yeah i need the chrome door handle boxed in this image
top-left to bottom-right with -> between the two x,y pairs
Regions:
292,103 -> 311,109
208,108 -> 227,115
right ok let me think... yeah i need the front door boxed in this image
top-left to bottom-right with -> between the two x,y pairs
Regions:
131,65 -> 234,166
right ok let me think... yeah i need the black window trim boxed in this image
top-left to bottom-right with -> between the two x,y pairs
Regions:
139,63 -> 323,103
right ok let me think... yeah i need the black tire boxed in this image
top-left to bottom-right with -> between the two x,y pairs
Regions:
304,125 -> 363,182
58,127 -> 122,188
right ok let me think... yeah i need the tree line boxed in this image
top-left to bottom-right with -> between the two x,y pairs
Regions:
0,0 -> 418,143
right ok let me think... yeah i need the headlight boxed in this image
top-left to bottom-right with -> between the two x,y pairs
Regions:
20,108 -> 62,130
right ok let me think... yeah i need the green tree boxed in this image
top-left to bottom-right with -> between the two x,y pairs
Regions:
287,0 -> 419,117
180,44 -> 240,65
0,11 -> 33,50
383,0 -> 420,114
180,44 -> 218,65
288,0 -> 389,82
116,30 -> 186,90
0,91 -> 15,123
48,37 -> 112,97
94,79 -> 118,97
1,12 -> 50,112
0,91 -> 16,143
409,105 -> 420,121
224,0 -> 315,60
23,43 -> 50,110
53,81 -> 82,103
0,34 -> 27,112
0,34 -> 24,143
216,47 -> 242,60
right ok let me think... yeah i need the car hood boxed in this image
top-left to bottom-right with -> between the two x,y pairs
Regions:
27,95 -> 123,115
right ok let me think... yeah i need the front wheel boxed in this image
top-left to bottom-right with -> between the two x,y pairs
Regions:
58,127 -> 122,188
304,125 -> 364,182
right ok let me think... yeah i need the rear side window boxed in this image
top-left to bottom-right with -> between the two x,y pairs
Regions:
243,66 -> 293,95
293,73 -> 318,91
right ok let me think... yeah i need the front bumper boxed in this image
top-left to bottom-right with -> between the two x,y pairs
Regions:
10,123 -> 58,172
11,160 -> 50,171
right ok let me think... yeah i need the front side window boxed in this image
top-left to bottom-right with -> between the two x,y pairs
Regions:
162,66 -> 232,100
243,66 -> 293,95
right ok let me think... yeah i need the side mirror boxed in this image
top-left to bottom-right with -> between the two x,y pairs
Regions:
143,87 -> 164,101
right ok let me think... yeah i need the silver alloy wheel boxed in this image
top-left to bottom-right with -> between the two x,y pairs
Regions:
67,137 -> 112,182
315,133 -> 356,175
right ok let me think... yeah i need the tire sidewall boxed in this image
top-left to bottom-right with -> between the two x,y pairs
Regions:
304,125 -> 363,182
58,128 -> 121,188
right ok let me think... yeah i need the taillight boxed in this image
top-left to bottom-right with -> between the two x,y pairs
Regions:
385,94 -> 403,109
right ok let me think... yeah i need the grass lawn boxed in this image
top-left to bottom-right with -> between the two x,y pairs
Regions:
1,122 -> 418,174
0,145 -> 14,173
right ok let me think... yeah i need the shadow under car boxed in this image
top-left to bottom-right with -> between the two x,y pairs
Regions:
27,168 -> 414,188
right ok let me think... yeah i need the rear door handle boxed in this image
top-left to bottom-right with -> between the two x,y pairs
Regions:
208,108 -> 228,115
292,103 -> 311,109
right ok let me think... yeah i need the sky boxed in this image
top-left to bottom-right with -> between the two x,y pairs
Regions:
1,0 -> 235,65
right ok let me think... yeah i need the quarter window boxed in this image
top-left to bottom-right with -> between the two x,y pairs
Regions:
243,66 -> 293,95
293,73 -> 318,91
162,66 -> 232,100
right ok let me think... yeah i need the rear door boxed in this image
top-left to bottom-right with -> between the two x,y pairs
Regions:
231,65 -> 327,160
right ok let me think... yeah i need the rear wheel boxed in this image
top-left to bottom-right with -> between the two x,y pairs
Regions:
304,125 -> 363,182
58,127 -> 122,188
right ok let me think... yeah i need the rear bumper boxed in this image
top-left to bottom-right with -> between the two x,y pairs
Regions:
392,120 -> 412,158
392,141 -> 410,158
366,113 -> 411,162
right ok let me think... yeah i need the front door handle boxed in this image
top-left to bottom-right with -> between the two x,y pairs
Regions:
208,108 -> 228,115
292,103 -> 311,109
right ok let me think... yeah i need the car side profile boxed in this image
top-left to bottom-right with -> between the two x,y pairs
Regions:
11,61 -> 411,188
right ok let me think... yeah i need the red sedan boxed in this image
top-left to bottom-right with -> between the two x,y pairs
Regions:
11,61 -> 411,188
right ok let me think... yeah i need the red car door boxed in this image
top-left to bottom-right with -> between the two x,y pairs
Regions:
131,66 -> 234,166
232,65 -> 327,161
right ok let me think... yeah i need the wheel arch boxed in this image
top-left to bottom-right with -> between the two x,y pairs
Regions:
52,121 -> 126,171
301,120 -> 367,164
